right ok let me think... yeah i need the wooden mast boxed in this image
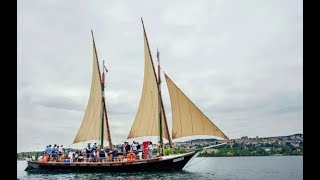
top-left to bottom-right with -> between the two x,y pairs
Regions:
140,18 -> 173,149
91,30 -> 113,149
103,65 -> 113,149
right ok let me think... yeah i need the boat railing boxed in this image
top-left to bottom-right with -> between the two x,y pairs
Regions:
36,151 -> 152,163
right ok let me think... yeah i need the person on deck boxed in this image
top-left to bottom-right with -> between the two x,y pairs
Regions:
125,142 -> 130,155
59,145 -> 64,155
85,143 -> 91,162
92,143 -> 97,149
99,149 -> 106,162
90,146 -> 95,161
45,145 -> 51,155
68,150 -> 74,162
136,142 -> 141,150
136,142 -> 142,159
47,145 -> 52,155
52,144 -> 57,153
77,150 -> 84,162
131,141 -> 138,155
121,142 -> 126,155
111,148 -> 119,161
74,150 -> 79,162
157,141 -> 161,156
55,146 -> 60,159
93,148 -> 99,162
148,142 -> 153,158
51,144 -> 58,160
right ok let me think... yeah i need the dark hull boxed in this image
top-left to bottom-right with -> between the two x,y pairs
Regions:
25,152 -> 196,172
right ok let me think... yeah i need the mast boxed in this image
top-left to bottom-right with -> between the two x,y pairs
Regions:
100,60 -> 105,148
73,31 -> 113,146
90,30 -> 113,149
159,64 -> 173,148
103,65 -> 113,149
157,49 -> 163,155
140,18 -> 173,149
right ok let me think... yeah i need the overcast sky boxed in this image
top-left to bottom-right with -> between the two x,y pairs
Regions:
17,0 -> 302,152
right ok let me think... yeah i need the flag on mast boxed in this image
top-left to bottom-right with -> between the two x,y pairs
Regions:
101,61 -> 105,92
102,71 -> 105,85
157,49 -> 160,61
157,49 -> 161,84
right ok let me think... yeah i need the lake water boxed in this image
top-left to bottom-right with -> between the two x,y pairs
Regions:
17,156 -> 302,180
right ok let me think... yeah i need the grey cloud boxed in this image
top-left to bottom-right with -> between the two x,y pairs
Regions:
34,96 -> 85,112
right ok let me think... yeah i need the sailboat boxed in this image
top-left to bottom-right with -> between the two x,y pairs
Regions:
25,18 -> 229,172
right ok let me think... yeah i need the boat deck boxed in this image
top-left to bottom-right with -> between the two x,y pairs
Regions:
26,151 -> 196,172
29,152 -> 195,166
30,156 -> 161,166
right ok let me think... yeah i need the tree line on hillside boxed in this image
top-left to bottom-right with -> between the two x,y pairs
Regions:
198,142 -> 303,157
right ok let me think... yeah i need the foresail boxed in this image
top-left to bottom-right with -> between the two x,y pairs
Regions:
127,25 -> 169,141
164,74 -> 229,140
73,42 -> 110,144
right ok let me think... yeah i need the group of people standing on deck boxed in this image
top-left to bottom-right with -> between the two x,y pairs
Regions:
40,141 -> 160,163
44,144 -> 64,159
81,141 -> 157,162
84,142 -> 110,162
122,141 -> 141,156
122,141 -> 155,159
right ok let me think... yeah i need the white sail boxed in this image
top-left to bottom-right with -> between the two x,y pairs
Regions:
165,73 -> 229,140
127,22 -> 170,141
73,36 -> 111,145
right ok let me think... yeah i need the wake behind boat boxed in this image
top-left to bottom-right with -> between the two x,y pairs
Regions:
26,18 -> 229,172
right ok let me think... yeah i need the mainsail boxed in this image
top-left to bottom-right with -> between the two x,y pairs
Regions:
127,20 -> 171,143
164,73 -> 229,140
73,32 -> 112,147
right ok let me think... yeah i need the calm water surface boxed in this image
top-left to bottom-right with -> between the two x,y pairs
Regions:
17,156 -> 302,180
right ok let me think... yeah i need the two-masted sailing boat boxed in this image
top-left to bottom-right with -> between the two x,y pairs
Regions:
25,18 -> 229,172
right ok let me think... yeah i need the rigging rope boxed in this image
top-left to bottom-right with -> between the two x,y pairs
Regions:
184,143 -> 228,169
183,154 -> 207,169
